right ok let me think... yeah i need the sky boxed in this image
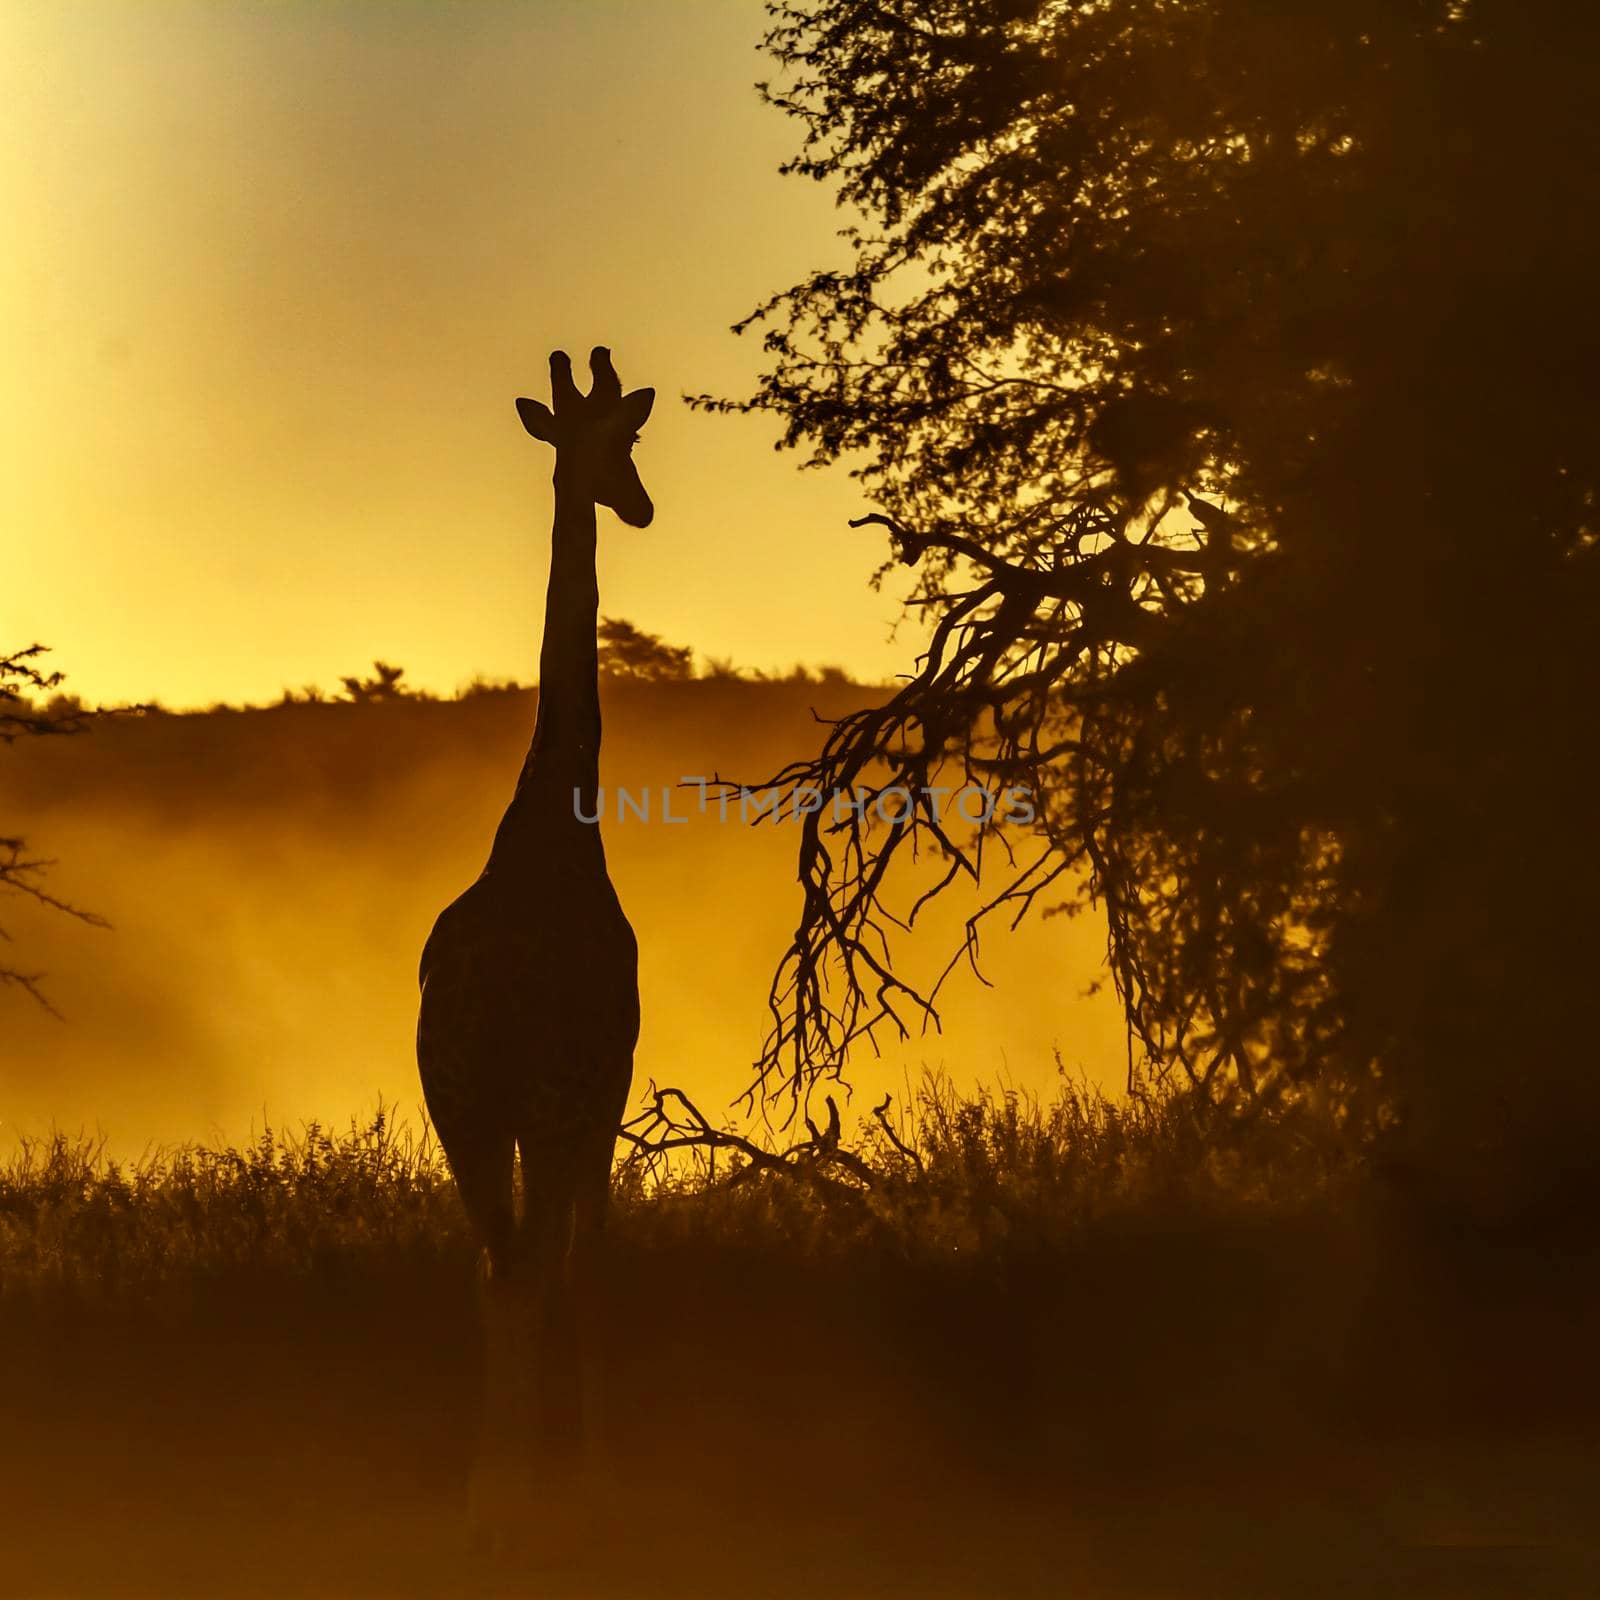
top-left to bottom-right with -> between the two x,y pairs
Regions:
2,0 -> 911,708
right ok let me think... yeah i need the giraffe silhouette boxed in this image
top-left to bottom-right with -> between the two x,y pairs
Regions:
417,346 -> 652,1516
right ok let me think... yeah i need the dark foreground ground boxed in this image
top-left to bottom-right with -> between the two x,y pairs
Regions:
3,1095 -> 1597,1598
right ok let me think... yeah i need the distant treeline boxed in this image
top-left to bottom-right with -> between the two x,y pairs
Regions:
15,620 -> 863,722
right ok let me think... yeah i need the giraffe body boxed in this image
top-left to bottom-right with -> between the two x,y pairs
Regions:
418,859 -> 638,1260
416,347 -> 653,1508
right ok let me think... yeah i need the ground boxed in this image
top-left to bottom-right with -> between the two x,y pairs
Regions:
4,1099 -> 1596,1597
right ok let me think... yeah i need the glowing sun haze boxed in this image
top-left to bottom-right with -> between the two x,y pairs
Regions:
2,0 -> 904,708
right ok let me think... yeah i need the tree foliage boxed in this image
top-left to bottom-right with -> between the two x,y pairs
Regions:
597,617 -> 695,682
699,0 -> 1600,1198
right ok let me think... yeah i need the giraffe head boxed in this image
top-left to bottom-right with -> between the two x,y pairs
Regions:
515,347 -> 655,528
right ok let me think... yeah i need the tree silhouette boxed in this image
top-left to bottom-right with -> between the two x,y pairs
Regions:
338,660 -> 409,703
2,646 -> 106,1010
597,617 -> 694,682
701,0 -> 1600,1205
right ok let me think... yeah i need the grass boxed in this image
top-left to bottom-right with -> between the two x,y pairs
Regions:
0,1068 -> 1346,1299
2,1073 -> 1595,1597
1,1107 -> 463,1299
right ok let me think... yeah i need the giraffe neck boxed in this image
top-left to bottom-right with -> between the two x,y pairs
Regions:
486,461 -> 606,871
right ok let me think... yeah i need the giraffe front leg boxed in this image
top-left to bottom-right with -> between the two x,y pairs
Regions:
518,1155 -> 583,1475
572,1141 -> 617,1493
437,1130 -> 532,1548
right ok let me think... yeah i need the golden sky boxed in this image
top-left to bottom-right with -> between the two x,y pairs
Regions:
3,0 -> 911,708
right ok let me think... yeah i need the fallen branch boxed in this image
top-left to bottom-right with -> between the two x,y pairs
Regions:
618,1083 -> 876,1207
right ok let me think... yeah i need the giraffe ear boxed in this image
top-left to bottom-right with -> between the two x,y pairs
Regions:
618,388 -> 655,431
516,397 -> 558,442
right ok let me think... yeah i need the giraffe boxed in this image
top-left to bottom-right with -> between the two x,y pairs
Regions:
417,346 -> 653,1512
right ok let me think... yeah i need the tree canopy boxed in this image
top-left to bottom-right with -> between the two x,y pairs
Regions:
597,617 -> 696,682
700,0 -> 1600,1206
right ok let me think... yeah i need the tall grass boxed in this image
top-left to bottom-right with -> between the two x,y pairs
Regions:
1,1070 -> 1354,1304
0,1107 -> 464,1302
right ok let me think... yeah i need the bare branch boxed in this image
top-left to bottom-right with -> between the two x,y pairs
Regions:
618,1083 -> 875,1207
2,646 -> 109,1008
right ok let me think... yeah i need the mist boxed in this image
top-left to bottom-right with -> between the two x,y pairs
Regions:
1,677 -> 1125,1152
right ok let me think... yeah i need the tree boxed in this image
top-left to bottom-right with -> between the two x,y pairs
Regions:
339,660 -> 410,702
699,0 -> 1600,1204
2,646 -> 106,1010
597,617 -> 695,682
